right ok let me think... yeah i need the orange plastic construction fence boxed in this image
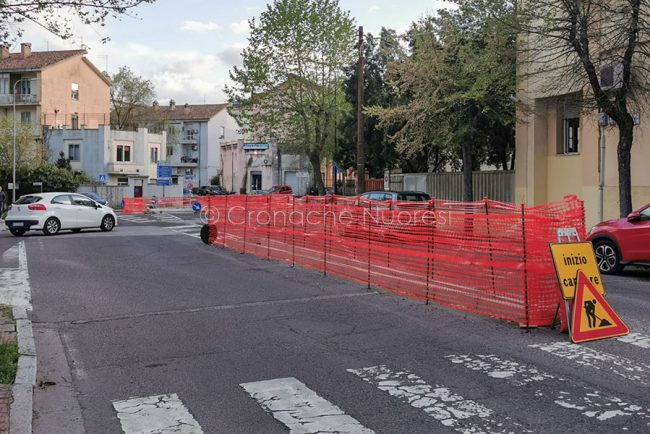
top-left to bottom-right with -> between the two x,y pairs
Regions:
121,197 -> 147,214
202,194 -> 585,327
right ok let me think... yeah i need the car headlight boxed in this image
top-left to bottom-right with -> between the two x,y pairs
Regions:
588,226 -> 598,234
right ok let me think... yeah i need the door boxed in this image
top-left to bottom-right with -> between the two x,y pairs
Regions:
617,206 -> 650,262
50,194 -> 80,229
70,194 -> 102,227
284,171 -> 297,194
251,172 -> 262,191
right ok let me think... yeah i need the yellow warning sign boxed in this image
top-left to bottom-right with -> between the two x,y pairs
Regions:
550,242 -> 605,300
571,270 -> 629,343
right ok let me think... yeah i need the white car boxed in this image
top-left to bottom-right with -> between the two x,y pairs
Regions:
5,192 -> 118,236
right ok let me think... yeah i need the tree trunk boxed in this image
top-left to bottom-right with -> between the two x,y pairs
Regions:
462,141 -> 473,201
617,123 -> 634,217
509,143 -> 516,171
308,151 -> 325,195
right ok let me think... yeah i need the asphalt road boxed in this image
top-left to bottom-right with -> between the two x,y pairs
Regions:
1,212 -> 649,433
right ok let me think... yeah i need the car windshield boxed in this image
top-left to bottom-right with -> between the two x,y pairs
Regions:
15,195 -> 42,204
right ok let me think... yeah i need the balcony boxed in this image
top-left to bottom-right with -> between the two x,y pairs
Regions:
180,131 -> 200,144
106,163 -> 147,175
0,93 -> 40,105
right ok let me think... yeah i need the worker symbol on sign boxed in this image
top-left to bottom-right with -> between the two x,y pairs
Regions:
584,298 -> 613,328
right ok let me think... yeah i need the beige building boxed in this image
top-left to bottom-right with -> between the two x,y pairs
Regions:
515,68 -> 650,229
0,43 -> 111,133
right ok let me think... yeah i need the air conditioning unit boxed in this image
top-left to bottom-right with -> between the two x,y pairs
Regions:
600,63 -> 624,90
192,145 -> 198,151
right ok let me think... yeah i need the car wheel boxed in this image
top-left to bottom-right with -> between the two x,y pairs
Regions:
72,228 -> 82,233
43,217 -> 61,236
9,228 -> 26,236
200,224 -> 210,244
100,215 -> 115,232
594,240 -> 622,274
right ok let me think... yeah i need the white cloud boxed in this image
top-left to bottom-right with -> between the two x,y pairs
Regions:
180,20 -> 223,33
369,5 -> 381,13
230,20 -> 249,34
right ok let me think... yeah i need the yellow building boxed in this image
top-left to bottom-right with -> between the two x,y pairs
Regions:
515,70 -> 650,229
0,42 -> 111,131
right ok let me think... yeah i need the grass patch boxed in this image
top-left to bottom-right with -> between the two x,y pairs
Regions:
0,305 -> 12,321
0,342 -> 19,384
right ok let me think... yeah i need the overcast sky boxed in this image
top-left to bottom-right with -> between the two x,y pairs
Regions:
11,0 -> 452,104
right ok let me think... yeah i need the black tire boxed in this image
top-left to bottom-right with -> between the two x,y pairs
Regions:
200,224 -> 210,244
594,240 -> 622,274
43,217 -> 61,235
72,228 -> 82,233
9,228 -> 26,236
100,215 -> 115,232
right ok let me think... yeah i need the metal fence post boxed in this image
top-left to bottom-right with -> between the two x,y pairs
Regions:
223,194 -> 228,248
485,198 -> 497,296
267,195 -> 272,260
291,195 -> 296,268
242,195 -> 248,254
367,201 -> 372,289
521,203 -> 530,328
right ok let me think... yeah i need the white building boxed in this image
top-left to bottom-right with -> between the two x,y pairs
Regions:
47,125 -> 174,197
138,101 -> 243,193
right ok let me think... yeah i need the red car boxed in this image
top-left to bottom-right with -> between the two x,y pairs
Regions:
268,185 -> 293,195
587,203 -> 650,274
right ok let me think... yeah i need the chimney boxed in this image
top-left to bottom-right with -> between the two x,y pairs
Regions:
183,103 -> 190,114
152,100 -> 159,111
20,42 -> 32,58
0,46 -> 9,60
169,99 -> 176,111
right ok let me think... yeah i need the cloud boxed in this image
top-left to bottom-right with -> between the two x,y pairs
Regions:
218,43 -> 246,68
369,5 -> 381,13
230,20 -> 249,34
180,20 -> 223,33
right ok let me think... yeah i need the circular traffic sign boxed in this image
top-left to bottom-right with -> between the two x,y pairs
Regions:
192,202 -> 202,212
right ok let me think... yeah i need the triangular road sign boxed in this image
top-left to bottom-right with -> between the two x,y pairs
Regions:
571,270 -> 629,343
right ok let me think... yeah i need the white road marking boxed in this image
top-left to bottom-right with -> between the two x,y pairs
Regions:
240,377 -> 373,433
617,333 -> 650,349
529,342 -> 650,386
348,365 -> 528,433
0,242 -> 32,308
447,354 -> 650,425
112,393 -> 203,434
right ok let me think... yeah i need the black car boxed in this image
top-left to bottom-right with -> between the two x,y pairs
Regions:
198,185 -> 229,195
81,191 -> 108,205
361,191 -> 431,201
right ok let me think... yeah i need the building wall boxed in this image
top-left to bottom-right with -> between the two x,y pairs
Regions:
40,56 -> 110,128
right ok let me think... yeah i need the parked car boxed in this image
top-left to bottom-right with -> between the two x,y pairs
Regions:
587,203 -> 650,274
80,191 -> 108,205
5,192 -> 118,236
198,185 -> 229,196
268,185 -> 293,195
361,191 -> 431,202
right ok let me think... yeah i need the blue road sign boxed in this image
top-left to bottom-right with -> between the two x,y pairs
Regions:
157,179 -> 172,186
157,165 -> 172,178
192,202 -> 202,212
98,174 -> 107,183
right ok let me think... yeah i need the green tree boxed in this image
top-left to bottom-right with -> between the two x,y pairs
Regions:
55,151 -> 71,170
517,0 -> 650,217
0,0 -> 156,44
367,2 -> 516,200
110,66 -> 157,130
0,116 -> 42,188
226,0 -> 356,195
24,164 -> 90,194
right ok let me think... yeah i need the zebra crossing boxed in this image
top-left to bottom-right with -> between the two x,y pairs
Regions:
167,223 -> 202,238
111,343 -> 650,433
118,212 -> 187,224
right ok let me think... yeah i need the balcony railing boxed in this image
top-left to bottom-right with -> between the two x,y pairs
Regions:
0,93 -> 40,104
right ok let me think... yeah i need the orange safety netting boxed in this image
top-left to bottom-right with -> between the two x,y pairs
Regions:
121,197 -> 147,214
202,194 -> 585,327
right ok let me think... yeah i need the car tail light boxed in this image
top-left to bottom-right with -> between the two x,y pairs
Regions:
28,204 -> 47,211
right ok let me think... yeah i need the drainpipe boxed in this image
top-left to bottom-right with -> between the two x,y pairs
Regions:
598,123 -> 606,222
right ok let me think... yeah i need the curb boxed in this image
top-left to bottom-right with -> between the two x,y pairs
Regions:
10,306 -> 35,434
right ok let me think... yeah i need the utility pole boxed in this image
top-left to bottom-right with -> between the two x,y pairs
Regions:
356,26 -> 365,195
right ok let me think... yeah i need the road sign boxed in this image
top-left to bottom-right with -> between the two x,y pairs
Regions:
157,179 -> 171,186
192,202 -> 202,212
550,242 -> 605,300
32,182 -> 42,187
571,270 -> 629,343
7,183 -> 17,189
98,174 -> 107,183
157,165 -> 172,178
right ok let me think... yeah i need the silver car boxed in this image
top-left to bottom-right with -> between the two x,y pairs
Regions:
5,192 -> 118,236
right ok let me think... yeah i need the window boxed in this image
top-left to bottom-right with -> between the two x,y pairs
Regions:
68,144 -> 80,162
150,146 -> 159,163
172,176 -> 179,185
117,177 -> 129,186
20,112 -> 31,124
51,195 -> 72,205
116,145 -> 132,162
563,118 -> 580,154
167,146 -> 174,156
71,114 -> 79,130
219,126 -> 225,139
0,74 -> 9,95
71,195 -> 93,207
71,83 -> 79,100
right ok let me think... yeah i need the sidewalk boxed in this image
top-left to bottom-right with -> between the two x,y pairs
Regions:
0,307 -> 17,434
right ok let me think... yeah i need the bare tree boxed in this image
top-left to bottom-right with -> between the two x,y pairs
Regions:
518,0 -> 650,216
0,0 -> 156,44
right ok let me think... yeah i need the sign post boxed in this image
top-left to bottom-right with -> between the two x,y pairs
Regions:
32,182 -> 43,193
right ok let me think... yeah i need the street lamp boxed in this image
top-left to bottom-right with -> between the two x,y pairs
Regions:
12,77 -> 39,202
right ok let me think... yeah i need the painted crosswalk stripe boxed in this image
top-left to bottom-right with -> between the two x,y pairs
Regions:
447,354 -> 650,425
617,333 -> 650,349
348,365 -> 528,433
240,377 -> 373,433
529,342 -> 650,386
112,393 -> 203,434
